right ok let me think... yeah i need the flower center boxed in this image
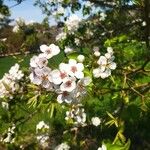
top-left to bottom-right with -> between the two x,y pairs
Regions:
66,81 -> 72,87
60,72 -> 67,79
71,66 -> 77,73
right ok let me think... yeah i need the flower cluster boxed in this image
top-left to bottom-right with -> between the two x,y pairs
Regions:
29,44 -> 93,125
93,47 -> 116,78
36,121 -> 50,148
0,64 -> 24,98
29,44 -> 60,90
1,124 -> 16,143
65,104 -> 86,125
65,15 -> 81,33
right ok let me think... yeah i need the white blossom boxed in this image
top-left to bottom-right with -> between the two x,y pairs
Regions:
67,59 -> 84,79
91,117 -> 101,126
40,44 -> 60,59
55,143 -> 70,150
100,12 -> 107,21
64,46 -> 74,54
36,121 -> 49,132
65,15 -> 81,33
56,32 -> 66,41
98,144 -> 107,150
60,77 -> 76,92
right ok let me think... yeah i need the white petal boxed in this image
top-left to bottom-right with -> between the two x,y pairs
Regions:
93,68 -> 101,78
109,62 -> 116,70
75,71 -> 84,79
69,59 -> 77,65
40,45 -> 48,53
97,56 -> 107,65
76,63 -> 84,71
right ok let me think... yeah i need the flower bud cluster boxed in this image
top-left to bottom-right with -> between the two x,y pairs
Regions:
0,64 -> 24,98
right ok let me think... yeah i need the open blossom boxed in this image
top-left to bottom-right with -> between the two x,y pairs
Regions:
65,15 -> 81,33
8,63 -> 24,80
60,77 -> 76,92
100,12 -> 107,21
40,44 -> 60,59
93,48 -> 116,78
30,67 -> 52,89
30,55 -> 48,68
55,143 -> 70,150
67,59 -> 84,79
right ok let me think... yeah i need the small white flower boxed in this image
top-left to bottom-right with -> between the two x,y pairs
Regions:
100,12 -> 107,21
74,38 -> 80,45
65,15 -> 81,33
77,55 -> 85,63
40,44 -> 60,59
98,144 -> 107,150
56,32 -> 66,41
64,46 -> 73,54
55,142 -> 70,150
1,102 -> 9,110
142,21 -> 146,26
91,117 -> 101,126
12,25 -> 19,33
36,121 -> 49,131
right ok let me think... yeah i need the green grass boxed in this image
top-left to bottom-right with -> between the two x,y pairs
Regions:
0,54 -> 32,78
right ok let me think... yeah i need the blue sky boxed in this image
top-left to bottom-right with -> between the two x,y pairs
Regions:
4,0 -> 46,23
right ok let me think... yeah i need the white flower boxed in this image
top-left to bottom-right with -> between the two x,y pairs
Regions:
40,44 -> 60,59
68,59 -> 84,79
1,102 -> 9,110
84,1 -> 94,7
93,68 -> 102,78
65,15 -> 81,33
36,121 -> 49,131
57,91 -> 73,104
93,54 -> 116,79
30,55 -> 48,68
56,32 -> 66,41
64,47 -> 73,54
37,135 -> 49,148
142,21 -> 146,26
77,55 -> 85,63
100,12 -> 107,21
60,77 -> 76,92
98,144 -> 107,150
51,69 -> 68,85
9,64 -> 24,80
55,143 -> 70,150
12,25 -> 19,33
91,117 -> 101,126
107,47 -> 113,55
74,38 -> 80,45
